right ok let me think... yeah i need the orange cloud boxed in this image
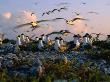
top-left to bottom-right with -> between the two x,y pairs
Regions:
2,12 -> 12,19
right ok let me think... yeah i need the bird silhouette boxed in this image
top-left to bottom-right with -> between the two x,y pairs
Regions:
88,11 -> 99,15
74,12 -> 80,15
56,2 -> 69,6
42,11 -> 51,16
58,7 -> 67,12
42,7 -> 67,16
81,2 -> 86,5
51,9 -> 58,13
46,30 -> 73,36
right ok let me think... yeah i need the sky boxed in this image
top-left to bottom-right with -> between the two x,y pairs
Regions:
0,0 -> 110,39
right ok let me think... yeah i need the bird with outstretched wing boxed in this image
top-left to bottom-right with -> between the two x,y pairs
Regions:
58,7 -> 67,12
51,17 -> 88,25
74,12 -> 80,15
14,19 -> 54,31
71,18 -> 88,22
88,11 -> 99,15
46,30 -> 73,36
51,9 -> 58,13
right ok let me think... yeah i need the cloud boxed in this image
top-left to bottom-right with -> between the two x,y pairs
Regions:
2,12 -> 12,19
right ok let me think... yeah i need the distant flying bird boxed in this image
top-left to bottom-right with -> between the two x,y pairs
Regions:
88,12 -> 99,15
31,13 -> 35,16
42,11 -> 51,16
81,2 -> 86,5
52,17 -> 88,25
47,30 -> 73,36
58,7 -> 67,12
34,2 -> 38,5
56,2 -> 69,6
51,9 -> 58,13
74,12 -> 80,16
42,7 -> 67,16
14,19 -> 53,31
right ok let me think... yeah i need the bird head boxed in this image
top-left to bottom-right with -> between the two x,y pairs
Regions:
31,22 -> 38,27
66,20 -> 74,25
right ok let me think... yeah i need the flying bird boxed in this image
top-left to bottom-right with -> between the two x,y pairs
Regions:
34,2 -> 38,5
51,9 -> 58,13
14,19 -> 54,31
58,7 -> 67,12
42,11 -> 51,16
56,2 -> 69,6
31,13 -> 35,16
52,17 -> 88,25
46,30 -> 73,36
74,12 -> 80,16
81,2 -> 86,5
42,7 -> 67,16
88,12 -> 99,15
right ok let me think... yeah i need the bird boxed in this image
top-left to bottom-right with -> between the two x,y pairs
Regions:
34,2 -> 38,5
58,7 -> 67,12
46,30 -> 73,36
88,11 -> 99,15
42,11 -> 51,16
56,2 -> 69,6
91,33 -> 104,41
51,9 -> 58,13
31,13 -> 35,16
81,2 -> 86,5
74,12 -> 80,16
42,7 -> 67,16
52,17 -> 88,25
14,19 -> 53,31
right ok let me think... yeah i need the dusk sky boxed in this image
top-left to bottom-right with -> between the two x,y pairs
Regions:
0,0 -> 110,39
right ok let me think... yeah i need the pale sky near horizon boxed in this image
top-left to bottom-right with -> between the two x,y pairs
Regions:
0,0 -> 110,39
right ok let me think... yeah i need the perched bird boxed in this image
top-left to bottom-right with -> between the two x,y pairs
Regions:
91,33 -> 104,41
54,37 -> 67,52
14,19 -> 53,31
38,38 -> 44,50
106,35 -> 110,42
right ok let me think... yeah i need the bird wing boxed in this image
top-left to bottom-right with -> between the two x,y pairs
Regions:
52,18 -> 66,21
72,18 -> 87,22
14,23 -> 31,29
47,32 -> 61,36
88,12 -> 98,14
52,9 -> 58,12
58,7 -> 67,12
37,19 -> 52,23
42,13 -> 45,16
74,12 -> 80,15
